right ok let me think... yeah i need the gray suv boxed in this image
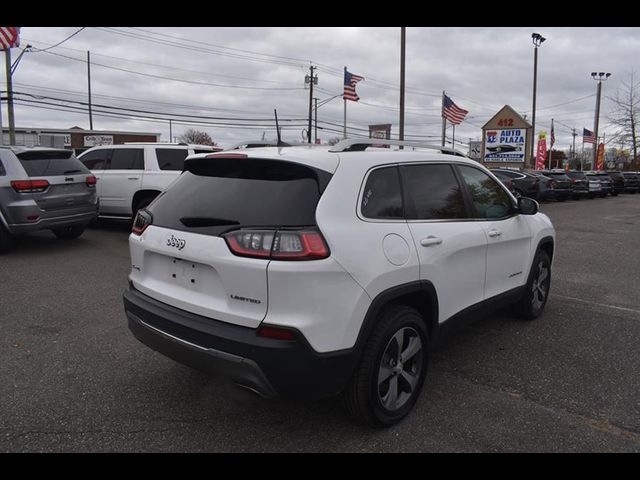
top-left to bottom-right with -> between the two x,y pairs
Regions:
0,146 -> 99,253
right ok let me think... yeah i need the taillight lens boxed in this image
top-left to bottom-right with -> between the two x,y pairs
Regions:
222,229 -> 329,261
132,209 -> 153,236
257,325 -> 297,341
11,179 -> 49,193
86,175 -> 97,187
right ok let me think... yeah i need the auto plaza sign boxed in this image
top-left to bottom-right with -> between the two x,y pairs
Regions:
483,128 -> 527,162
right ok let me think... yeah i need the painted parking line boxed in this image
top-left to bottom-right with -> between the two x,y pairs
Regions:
551,294 -> 640,316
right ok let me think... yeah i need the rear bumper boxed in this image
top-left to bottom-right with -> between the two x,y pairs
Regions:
6,206 -> 98,235
123,285 -> 358,400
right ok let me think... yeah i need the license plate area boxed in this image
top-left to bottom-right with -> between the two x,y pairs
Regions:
169,257 -> 201,287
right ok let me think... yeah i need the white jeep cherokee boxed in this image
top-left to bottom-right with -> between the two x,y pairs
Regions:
78,143 -> 221,219
123,139 -> 555,426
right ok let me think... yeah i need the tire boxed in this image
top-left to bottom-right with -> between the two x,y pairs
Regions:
0,223 -> 13,254
514,250 -> 552,321
343,305 -> 429,427
52,225 -> 85,240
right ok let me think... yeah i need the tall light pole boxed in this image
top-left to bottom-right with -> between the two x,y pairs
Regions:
305,66 -> 317,144
399,27 -> 406,147
530,32 -> 546,168
591,71 -> 612,168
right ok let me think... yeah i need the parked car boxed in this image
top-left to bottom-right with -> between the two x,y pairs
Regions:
78,143 -> 221,219
490,171 -> 517,195
489,168 -> 539,199
564,170 -> 590,199
621,172 -> 640,193
585,173 -> 603,199
123,139 -> 555,427
540,170 -> 572,201
606,171 -> 626,196
0,146 -> 98,253
525,171 -> 557,201
585,171 -> 612,197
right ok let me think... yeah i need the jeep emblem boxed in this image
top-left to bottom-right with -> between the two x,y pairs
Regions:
166,235 -> 186,250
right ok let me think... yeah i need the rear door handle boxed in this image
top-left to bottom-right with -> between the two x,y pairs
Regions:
488,229 -> 502,238
420,236 -> 443,247
128,177 -> 140,180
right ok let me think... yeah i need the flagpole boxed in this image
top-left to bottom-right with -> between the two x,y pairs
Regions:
581,137 -> 585,171
441,91 -> 446,147
452,124 -> 455,149
549,119 -> 553,169
343,66 -> 347,139
343,97 -> 347,139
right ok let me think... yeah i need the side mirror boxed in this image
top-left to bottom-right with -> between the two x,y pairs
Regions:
518,197 -> 539,215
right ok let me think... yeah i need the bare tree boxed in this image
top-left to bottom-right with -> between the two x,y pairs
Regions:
608,70 -> 640,163
177,128 -> 217,146
326,137 -> 342,146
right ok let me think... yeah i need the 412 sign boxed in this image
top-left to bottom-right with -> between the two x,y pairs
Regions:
497,118 -> 515,127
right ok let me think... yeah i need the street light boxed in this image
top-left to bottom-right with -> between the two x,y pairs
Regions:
591,71 -> 612,170
530,32 -> 546,167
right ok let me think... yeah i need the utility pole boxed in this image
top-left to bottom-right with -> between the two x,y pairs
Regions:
314,97 -> 318,143
591,72 -> 611,166
87,51 -> 93,130
4,48 -> 16,145
87,50 -> 93,130
571,128 -> 577,168
399,27 -> 406,148
306,65 -> 316,144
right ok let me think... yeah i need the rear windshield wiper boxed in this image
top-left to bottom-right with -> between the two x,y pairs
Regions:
179,217 -> 240,228
63,169 -> 83,174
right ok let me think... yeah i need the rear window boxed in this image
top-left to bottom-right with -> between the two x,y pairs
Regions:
149,157 -> 332,236
361,166 -> 403,219
156,148 -> 189,170
16,150 -> 90,177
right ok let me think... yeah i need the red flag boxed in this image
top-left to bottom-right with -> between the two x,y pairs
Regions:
596,143 -> 605,171
535,132 -> 547,170
0,27 -> 20,49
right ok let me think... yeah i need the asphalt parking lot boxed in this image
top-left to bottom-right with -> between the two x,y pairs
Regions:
1,195 -> 640,452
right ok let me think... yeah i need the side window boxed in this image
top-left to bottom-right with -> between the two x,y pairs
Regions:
156,148 -> 189,171
457,165 -> 514,220
401,164 -> 467,220
79,149 -> 109,170
107,149 -> 143,170
0,159 -> 5,176
361,166 -> 403,219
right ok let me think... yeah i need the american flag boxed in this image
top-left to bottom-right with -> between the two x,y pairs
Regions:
550,119 -> 555,147
343,68 -> 364,102
442,94 -> 468,125
583,128 -> 596,144
0,27 -> 20,50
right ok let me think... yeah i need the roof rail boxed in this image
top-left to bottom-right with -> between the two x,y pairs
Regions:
328,138 -> 468,157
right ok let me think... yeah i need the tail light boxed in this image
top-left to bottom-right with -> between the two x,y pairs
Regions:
86,175 -> 97,187
10,179 -> 49,193
132,209 -> 153,236
223,228 -> 329,261
257,325 -> 297,341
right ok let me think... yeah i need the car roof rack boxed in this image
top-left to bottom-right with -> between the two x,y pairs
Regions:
328,138 -> 467,156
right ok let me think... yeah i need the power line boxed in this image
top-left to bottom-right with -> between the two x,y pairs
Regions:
30,27 -> 86,52
40,50 -> 306,91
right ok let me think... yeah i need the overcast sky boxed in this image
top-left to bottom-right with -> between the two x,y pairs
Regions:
3,27 -> 638,150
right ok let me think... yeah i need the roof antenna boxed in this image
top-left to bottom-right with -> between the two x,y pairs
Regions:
274,109 -> 290,147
